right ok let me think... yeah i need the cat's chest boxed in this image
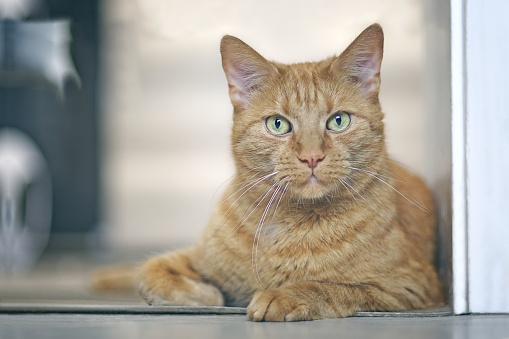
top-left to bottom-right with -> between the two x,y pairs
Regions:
199,215 -> 379,306
255,224 -> 346,278
228,221 -> 357,285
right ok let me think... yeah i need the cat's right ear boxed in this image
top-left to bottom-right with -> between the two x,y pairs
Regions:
220,36 -> 279,111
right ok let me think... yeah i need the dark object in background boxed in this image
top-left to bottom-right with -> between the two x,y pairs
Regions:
0,19 -> 81,95
0,0 -> 102,251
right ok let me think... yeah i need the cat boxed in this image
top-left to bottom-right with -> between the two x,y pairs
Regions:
133,23 -> 443,321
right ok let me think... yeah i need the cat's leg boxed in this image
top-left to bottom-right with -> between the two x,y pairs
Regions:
247,274 -> 442,321
138,248 -> 224,306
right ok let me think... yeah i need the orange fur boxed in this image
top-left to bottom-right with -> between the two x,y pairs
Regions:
137,24 -> 443,321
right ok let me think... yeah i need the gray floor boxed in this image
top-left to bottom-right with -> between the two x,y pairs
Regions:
1,313 -> 508,339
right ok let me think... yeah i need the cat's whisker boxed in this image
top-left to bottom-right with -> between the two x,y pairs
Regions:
208,171 -> 279,243
262,180 -> 291,236
346,166 -> 429,213
216,171 -> 264,204
219,169 -> 276,204
347,165 -> 404,183
347,159 -> 406,183
338,179 -> 360,205
410,189 -> 427,208
340,179 -> 394,225
252,183 -> 283,288
257,180 -> 291,279
342,179 -> 368,208
231,163 -> 278,185
363,185 -> 412,232
222,171 -> 279,215
210,163 -> 276,205
211,177 -> 281,269
222,178 -> 282,244
214,163 -> 276,205
331,180 -> 340,198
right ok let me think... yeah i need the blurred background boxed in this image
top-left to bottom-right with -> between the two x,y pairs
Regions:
0,0 -> 450,304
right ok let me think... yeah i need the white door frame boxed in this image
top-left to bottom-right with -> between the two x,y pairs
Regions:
450,0 -> 509,314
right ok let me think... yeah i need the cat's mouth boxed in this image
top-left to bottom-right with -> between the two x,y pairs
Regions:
296,174 -> 329,199
306,174 -> 320,184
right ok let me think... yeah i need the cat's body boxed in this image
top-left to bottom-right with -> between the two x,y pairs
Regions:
137,24 -> 443,321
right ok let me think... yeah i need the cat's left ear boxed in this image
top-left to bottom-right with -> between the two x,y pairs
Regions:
220,35 -> 279,111
330,24 -> 384,98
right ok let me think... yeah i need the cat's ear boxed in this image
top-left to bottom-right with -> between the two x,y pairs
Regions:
220,36 -> 279,110
330,24 -> 384,97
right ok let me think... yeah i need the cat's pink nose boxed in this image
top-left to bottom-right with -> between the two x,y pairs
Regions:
299,154 -> 325,169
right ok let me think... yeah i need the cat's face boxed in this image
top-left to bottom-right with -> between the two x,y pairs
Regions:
221,24 -> 386,201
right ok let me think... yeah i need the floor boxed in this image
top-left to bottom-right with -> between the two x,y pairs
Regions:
1,313 -> 508,339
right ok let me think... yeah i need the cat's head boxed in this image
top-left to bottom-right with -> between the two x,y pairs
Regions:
221,24 -> 386,202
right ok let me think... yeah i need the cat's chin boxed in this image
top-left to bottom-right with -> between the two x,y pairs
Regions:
295,176 -> 331,200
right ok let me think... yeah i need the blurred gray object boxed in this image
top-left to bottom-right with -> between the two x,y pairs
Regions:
0,15 -> 81,272
0,128 -> 52,274
0,19 -> 80,95
0,0 -> 40,19
0,1 -> 101,262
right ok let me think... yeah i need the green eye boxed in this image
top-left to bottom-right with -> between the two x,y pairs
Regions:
265,115 -> 292,135
326,111 -> 351,132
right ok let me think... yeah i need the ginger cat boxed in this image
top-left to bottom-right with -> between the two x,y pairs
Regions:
137,24 -> 443,321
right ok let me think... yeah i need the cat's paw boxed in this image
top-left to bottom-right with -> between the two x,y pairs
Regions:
247,289 -> 312,322
138,253 -> 224,307
138,274 -> 224,306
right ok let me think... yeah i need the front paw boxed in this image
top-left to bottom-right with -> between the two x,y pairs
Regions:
138,273 -> 224,307
247,289 -> 312,322
137,251 -> 224,307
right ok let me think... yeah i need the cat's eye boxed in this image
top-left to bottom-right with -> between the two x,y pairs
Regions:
265,115 -> 292,136
326,111 -> 351,132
